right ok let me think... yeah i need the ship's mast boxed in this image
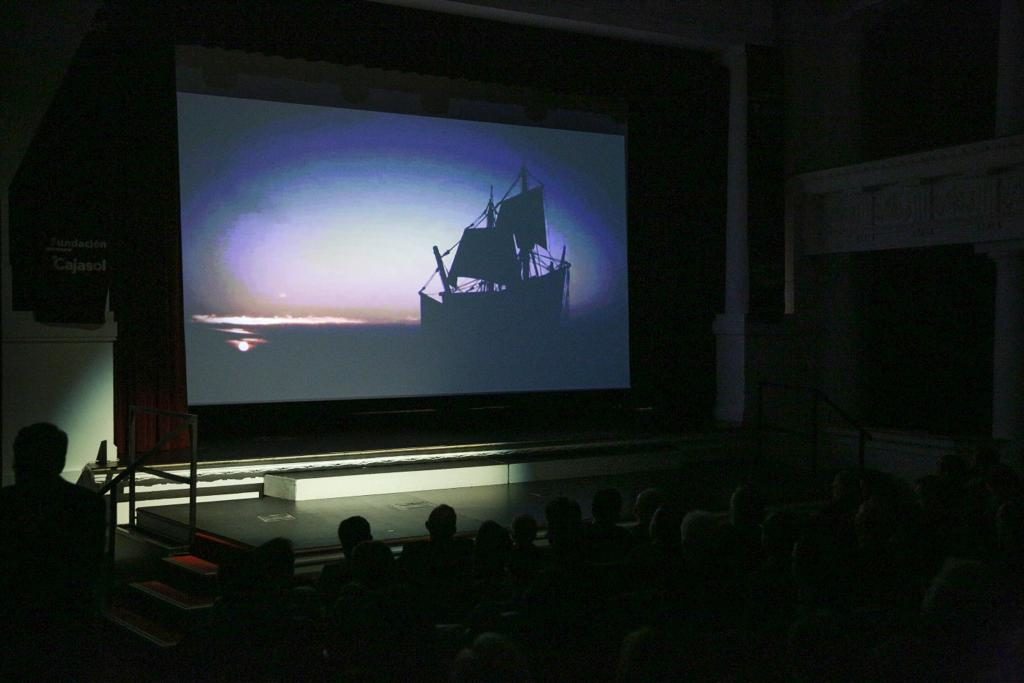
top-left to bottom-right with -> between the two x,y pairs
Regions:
433,246 -> 452,294
486,186 -> 495,229
484,187 -> 496,292
519,165 -> 531,280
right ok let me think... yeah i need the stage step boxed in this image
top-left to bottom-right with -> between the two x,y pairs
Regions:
105,551 -> 222,654
265,459 -> 507,501
264,445 -> 687,502
504,449 -> 686,482
105,602 -> 185,648
163,553 -> 219,578
159,553 -> 222,597
130,580 -> 217,611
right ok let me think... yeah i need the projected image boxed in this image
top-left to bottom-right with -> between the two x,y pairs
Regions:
178,92 -> 629,405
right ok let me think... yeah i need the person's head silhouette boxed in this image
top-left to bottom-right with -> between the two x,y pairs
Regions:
426,504 -> 457,542
337,515 -> 372,558
13,422 -> 68,482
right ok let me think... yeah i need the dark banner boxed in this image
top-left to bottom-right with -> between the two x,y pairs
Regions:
34,233 -> 111,324
8,22 -> 119,326
8,180 -> 112,326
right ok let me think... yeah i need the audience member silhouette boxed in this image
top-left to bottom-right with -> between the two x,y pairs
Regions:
17,431 -> 1016,683
817,469 -> 861,544
350,539 -> 397,589
970,443 -> 1002,480
739,509 -> 801,678
615,627 -> 680,683
319,514 -> 373,598
854,496 -> 916,612
678,509 -> 718,577
616,503 -> 687,619
583,488 -> 633,563
398,503 -> 474,622
939,451 -> 969,484
543,496 -> 585,567
508,513 -> 544,589
512,513 -> 538,549
473,519 -> 512,581
189,536 -> 323,679
400,504 -> 473,569
996,499 -> 1024,572
916,558 -> 1022,681
787,609 -> 865,682
629,487 -> 663,544
959,445 -> 1007,557
722,483 -> 765,574
339,515 -> 374,554
324,537 -> 435,681
1,422 -> 106,678
450,632 -> 531,683
791,517 -> 853,612
986,462 -> 1024,508
465,520 -> 516,636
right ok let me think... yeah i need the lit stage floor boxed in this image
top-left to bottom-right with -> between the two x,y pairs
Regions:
133,456 -> 827,557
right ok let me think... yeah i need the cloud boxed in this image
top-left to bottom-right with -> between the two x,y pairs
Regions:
193,314 -> 367,326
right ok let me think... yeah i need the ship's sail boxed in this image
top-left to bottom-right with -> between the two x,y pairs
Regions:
448,226 -> 519,286
495,186 -> 547,252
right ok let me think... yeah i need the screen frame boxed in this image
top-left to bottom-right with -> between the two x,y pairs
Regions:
176,46 -> 636,431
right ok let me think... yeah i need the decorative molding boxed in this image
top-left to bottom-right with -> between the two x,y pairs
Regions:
789,134 -> 1024,193
789,135 -> 1024,255
379,0 -> 774,49
1001,169 -> 1024,217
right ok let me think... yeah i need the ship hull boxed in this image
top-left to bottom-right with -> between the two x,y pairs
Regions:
420,266 -> 568,335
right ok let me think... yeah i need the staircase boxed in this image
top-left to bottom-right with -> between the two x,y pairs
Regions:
104,531 -> 236,651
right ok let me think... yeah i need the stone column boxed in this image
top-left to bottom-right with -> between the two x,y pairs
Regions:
986,0 -> 1024,470
713,45 -> 749,425
819,252 -> 861,416
997,0 -> 1024,136
978,242 -> 1024,466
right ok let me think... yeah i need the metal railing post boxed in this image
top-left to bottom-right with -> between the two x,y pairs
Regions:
188,417 -> 198,546
128,406 -> 136,529
101,406 -> 199,558
128,469 -> 137,530
757,382 -> 871,481
755,383 -> 764,478
107,481 -> 118,562
127,406 -> 136,467
858,428 -> 866,472
810,390 -> 819,478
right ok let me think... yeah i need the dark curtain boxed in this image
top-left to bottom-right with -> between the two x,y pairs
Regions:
110,10 -> 189,464
7,7 -> 187,464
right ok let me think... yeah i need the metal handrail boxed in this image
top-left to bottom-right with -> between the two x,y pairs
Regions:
755,381 -> 872,476
99,406 -> 198,560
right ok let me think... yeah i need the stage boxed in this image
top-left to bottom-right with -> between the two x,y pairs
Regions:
102,430 -> 832,649
138,471 -> 684,558
116,431 -> 828,565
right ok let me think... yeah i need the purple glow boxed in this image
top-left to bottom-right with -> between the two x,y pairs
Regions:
177,91 -> 631,405
178,93 -> 627,323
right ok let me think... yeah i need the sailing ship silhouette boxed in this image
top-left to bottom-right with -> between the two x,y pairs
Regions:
419,166 -> 570,334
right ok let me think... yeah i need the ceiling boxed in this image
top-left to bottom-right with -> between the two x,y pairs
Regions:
0,0 -> 781,194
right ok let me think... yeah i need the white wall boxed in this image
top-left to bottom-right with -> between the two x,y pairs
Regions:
1,196 -> 118,485
1,1 -> 110,485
